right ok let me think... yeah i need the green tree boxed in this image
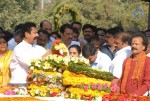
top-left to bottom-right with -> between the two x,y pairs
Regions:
0,0 -> 47,31
48,0 -> 149,30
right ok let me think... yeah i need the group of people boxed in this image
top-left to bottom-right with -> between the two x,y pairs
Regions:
0,20 -> 150,96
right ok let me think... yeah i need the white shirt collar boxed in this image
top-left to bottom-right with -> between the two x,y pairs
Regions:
94,51 -> 101,64
22,40 -> 34,48
115,46 -> 131,56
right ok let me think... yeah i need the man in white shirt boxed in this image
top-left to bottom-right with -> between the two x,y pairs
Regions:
82,44 -> 111,72
10,22 -> 47,84
60,24 -> 80,48
110,32 -> 132,83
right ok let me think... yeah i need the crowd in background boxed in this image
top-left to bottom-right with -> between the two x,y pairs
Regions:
0,20 -> 150,96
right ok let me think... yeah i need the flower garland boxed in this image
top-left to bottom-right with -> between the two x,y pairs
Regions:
53,4 -> 80,30
27,84 -> 62,97
102,93 -> 150,101
68,63 -> 113,81
51,39 -> 68,56
29,55 -> 90,73
3,86 -> 27,95
62,70 -> 119,100
27,70 -> 64,97
63,70 -> 111,86
64,83 -> 119,100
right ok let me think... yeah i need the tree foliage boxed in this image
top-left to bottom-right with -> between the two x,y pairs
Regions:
49,0 -> 148,30
0,0 -> 149,31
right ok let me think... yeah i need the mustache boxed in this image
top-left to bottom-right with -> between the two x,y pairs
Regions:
85,34 -> 91,37
131,47 -> 137,50
34,37 -> 38,40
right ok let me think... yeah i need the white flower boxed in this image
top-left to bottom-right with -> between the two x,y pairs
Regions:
43,62 -> 50,69
57,73 -> 62,77
57,56 -> 63,61
35,89 -> 39,94
33,78 -> 37,81
79,57 -> 84,62
49,55 -> 54,60
48,75 -> 53,78
13,88 -> 19,93
35,61 -> 41,67
59,49 -> 63,55
30,66 -> 34,70
71,57 -> 75,61
52,68 -> 57,71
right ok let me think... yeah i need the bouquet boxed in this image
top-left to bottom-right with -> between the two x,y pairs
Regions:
51,39 -> 68,56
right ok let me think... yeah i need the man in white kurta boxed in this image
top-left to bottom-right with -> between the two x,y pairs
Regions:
110,32 -> 132,79
10,41 -> 46,84
110,46 -> 131,78
10,22 -> 47,84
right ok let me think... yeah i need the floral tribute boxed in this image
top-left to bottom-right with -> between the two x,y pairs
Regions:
51,39 -> 68,56
102,93 -> 150,101
27,51 -> 90,97
63,70 -> 118,100
27,69 -> 64,97
26,40 -> 116,100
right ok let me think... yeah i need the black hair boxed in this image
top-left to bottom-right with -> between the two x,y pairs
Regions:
73,28 -> 79,35
51,31 -> 61,39
96,28 -> 107,34
38,29 -> 50,40
115,32 -> 131,45
22,22 -> 36,38
131,32 -> 149,51
13,29 -> 24,39
68,45 -> 81,55
14,23 -> 24,32
3,30 -> 13,41
107,28 -> 119,37
82,24 -> 94,32
89,36 -> 100,43
82,44 -> 97,58
145,29 -> 150,33
114,26 -> 124,32
0,35 -> 9,43
60,23 -> 73,34
71,21 -> 82,27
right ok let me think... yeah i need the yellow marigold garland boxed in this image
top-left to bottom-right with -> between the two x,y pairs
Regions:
66,87 -> 108,99
63,70 -> 111,86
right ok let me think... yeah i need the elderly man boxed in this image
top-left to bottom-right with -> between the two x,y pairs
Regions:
37,29 -> 50,49
110,32 -> 132,81
40,20 -> 54,49
118,32 -> 150,96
